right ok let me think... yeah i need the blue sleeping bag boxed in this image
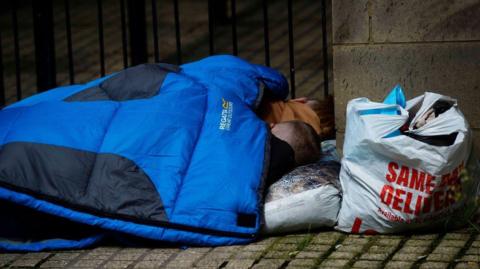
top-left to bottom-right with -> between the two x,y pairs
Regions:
0,55 -> 288,251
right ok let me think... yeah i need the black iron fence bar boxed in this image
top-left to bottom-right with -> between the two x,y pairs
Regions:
64,0 -> 74,84
231,0 -> 238,56
97,0 -> 106,76
151,0 -> 160,62
321,0 -> 329,98
127,0 -> 148,65
208,0 -> 215,55
0,30 -> 4,106
262,0 -> 270,67
173,0 -> 182,64
12,1 -> 21,99
287,0 -> 295,98
119,0 -> 128,68
32,0 -> 56,93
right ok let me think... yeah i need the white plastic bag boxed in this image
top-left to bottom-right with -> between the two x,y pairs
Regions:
263,140 -> 341,234
336,90 -> 474,234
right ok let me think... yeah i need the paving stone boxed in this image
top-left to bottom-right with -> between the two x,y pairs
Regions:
10,259 -> 45,267
341,237 -> 370,245
427,253 -> 457,262
336,244 -> 366,253
0,253 -> 22,260
404,239 -> 436,247
352,260 -> 383,268
419,262 -> 450,269
111,251 -> 145,261
432,246 -> 462,255
465,247 -> 480,255
242,244 -> 272,252
280,235 -> 311,244
396,245 -> 430,254
224,259 -> 256,269
102,260 -> 134,269
359,252 -> 390,261
319,259 -> 350,267
213,245 -> 244,252
458,255 -> 480,262
470,239 -> 480,247
304,244 -> 333,252
0,254 -> 21,267
49,252 -> 81,260
438,240 -> 468,248
385,261 -> 415,269
264,250 -> 292,259
195,258 -> 228,268
70,259 -> 106,268
287,258 -> 317,267
310,232 -> 343,245
141,252 -> 173,262
22,252 -> 51,260
91,247 -> 122,254
133,260 -> 165,269
234,251 -> 264,259
375,238 -> 402,246
39,259 -> 71,268
251,258 -> 286,269
444,233 -> 472,240
271,243 -> 300,251
392,253 -> 425,261
455,262 -> 480,269
295,251 -> 323,259
166,252 -> 205,268
328,251 -> 357,259
410,235 -> 440,240
199,251 -> 232,261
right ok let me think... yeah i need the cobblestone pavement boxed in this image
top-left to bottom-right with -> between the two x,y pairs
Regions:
1,228 -> 480,268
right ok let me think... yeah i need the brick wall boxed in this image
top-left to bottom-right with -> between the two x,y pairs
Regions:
332,0 -> 480,151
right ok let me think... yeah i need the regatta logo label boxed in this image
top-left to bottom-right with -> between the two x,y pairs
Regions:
219,98 -> 234,131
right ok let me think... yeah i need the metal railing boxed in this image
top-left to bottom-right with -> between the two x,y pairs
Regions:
0,0 -> 330,106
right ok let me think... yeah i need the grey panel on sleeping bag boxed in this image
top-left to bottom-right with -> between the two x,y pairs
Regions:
65,63 -> 181,102
0,142 -> 168,223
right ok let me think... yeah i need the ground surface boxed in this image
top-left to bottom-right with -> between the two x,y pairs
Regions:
1,229 -> 480,268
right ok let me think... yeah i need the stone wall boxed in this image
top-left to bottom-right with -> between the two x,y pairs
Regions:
332,0 -> 480,151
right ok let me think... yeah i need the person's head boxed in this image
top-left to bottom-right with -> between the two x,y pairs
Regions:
291,97 -> 325,121
291,96 -> 336,140
270,120 -> 321,166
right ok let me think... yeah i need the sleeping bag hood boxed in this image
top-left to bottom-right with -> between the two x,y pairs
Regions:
0,55 -> 289,251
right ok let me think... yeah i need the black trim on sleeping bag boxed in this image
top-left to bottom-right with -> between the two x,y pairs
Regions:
0,199 -> 102,243
65,63 -> 180,102
0,142 -> 167,222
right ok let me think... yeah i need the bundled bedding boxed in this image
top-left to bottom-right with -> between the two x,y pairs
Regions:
0,56 -> 290,251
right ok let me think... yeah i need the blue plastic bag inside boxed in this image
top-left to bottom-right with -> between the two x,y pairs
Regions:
359,85 -> 406,137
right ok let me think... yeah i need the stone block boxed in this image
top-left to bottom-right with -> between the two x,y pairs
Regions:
454,262 -> 480,269
372,0 -> 480,42
385,261 -> 415,269
332,0 -> 369,44
419,262 -> 449,269
352,260 -> 383,268
225,259 -> 256,269
320,258 -> 350,267
39,259 -> 70,268
333,43 -> 480,141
